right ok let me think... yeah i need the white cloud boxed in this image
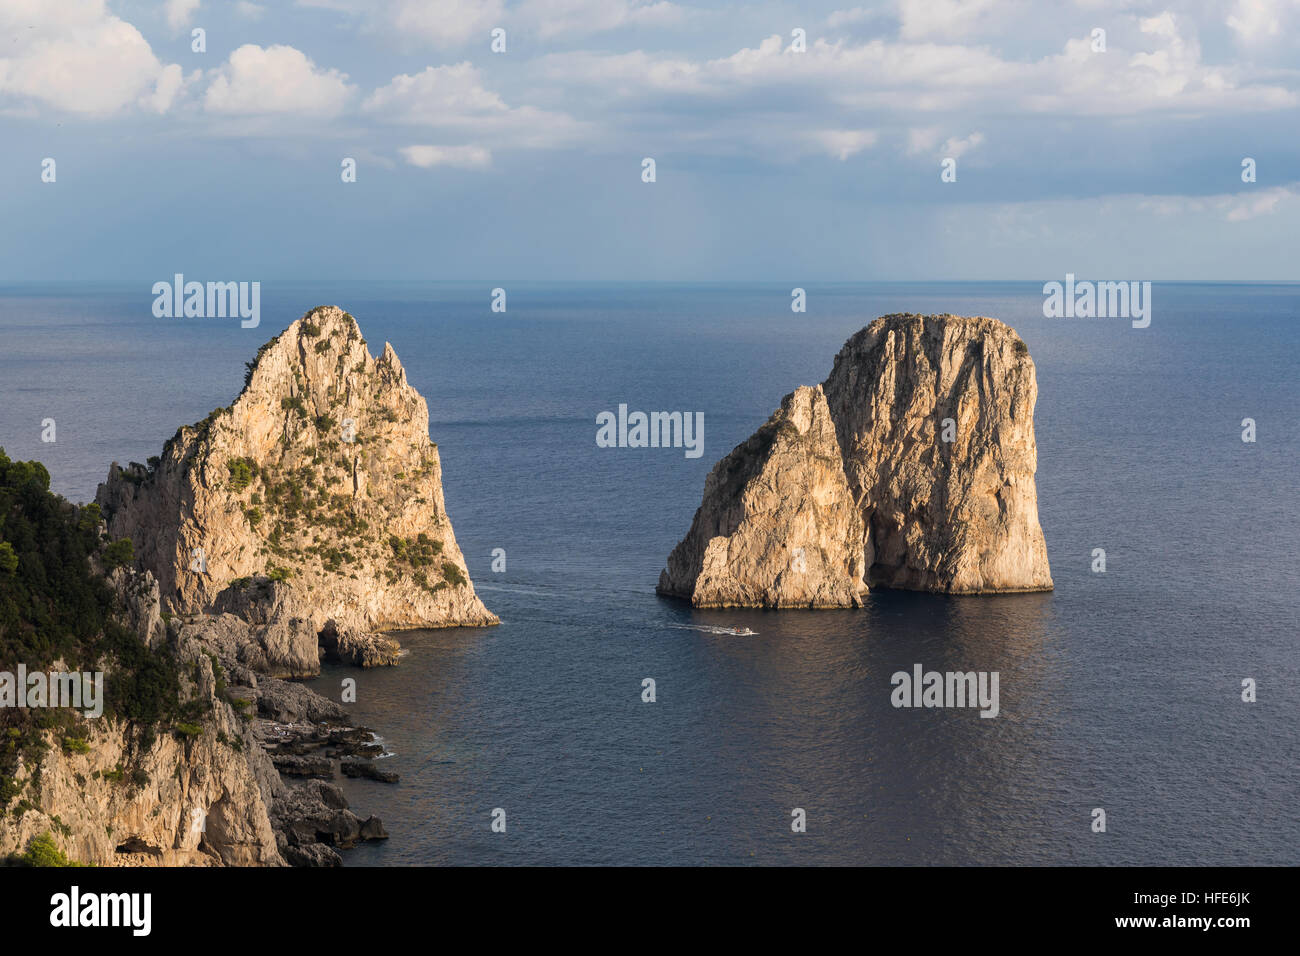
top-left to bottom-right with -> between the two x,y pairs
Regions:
145,63 -> 189,114
940,131 -> 984,158
204,45 -> 354,116
1224,186 -> 1294,221
906,126 -> 942,154
906,128 -> 983,158
813,129 -> 878,160
389,0 -> 504,47
400,144 -> 492,168
1225,0 -> 1295,44
539,20 -> 1296,120
235,2 -> 267,20
364,63 -> 586,147
0,0 -> 185,115
365,62 -> 507,117
1139,183 -> 1299,221
535,50 -> 703,96
517,15 -> 1298,168
165,0 -> 201,33
897,0 -> 1008,41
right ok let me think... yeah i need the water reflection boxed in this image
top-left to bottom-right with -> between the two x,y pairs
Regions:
318,584 -> 1066,865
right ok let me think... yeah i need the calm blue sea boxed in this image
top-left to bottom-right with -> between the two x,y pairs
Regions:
1,281 -> 1297,865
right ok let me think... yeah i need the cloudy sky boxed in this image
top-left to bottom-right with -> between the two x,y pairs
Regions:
1,0 -> 1297,280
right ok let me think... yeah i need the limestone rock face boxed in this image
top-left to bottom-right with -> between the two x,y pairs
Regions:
824,314 -> 1052,593
659,314 -> 1052,605
0,605 -> 285,867
0,696 -> 284,866
0,723 -> 284,868
657,386 -> 866,607
0,563 -> 396,867
97,305 -> 496,671
106,566 -> 167,651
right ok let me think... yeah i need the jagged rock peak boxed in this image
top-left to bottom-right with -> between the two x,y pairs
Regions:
658,313 -> 1052,606
97,305 -> 497,665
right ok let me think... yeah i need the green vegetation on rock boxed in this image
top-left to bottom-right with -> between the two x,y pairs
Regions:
5,831 -> 84,867
226,457 -> 256,492
0,448 -> 185,815
102,538 -> 134,571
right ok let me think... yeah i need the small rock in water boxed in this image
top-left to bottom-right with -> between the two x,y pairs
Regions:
341,758 -> 399,783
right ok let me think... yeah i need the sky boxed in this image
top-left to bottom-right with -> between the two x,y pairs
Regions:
0,0 -> 1297,281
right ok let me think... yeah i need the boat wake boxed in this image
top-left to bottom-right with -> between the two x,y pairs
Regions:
666,623 -> 758,637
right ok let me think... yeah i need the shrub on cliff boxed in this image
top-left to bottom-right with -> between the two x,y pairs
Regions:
226,457 -> 255,492
5,831 -> 84,867
441,561 -> 467,588
0,448 -> 184,813
102,537 -> 134,571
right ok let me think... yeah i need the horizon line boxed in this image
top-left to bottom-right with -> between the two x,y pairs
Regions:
1,278 -> 1297,286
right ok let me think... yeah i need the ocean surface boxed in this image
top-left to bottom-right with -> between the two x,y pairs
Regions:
1,281 -> 1296,866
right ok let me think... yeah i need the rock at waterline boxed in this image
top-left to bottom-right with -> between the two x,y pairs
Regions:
658,313 -> 1053,606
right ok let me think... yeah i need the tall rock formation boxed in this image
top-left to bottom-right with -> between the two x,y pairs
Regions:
658,386 -> 866,608
97,306 -> 496,674
658,314 -> 1053,605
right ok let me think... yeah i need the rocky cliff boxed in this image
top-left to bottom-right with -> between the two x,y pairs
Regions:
2,699 -> 283,866
657,386 -> 866,608
1,567 -> 393,867
97,305 -> 496,675
658,314 -> 1053,605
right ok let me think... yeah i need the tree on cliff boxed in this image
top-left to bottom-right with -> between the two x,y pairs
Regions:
0,448 -> 185,818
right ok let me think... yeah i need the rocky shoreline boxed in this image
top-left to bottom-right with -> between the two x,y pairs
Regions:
219,627 -> 397,867
1,563 -> 400,867
2,306 -> 494,866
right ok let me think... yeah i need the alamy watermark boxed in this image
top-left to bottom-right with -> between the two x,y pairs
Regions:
596,404 -> 704,459
1042,273 -> 1151,328
151,274 -> 260,328
890,664 -> 999,718
0,666 -> 104,718
50,886 -> 150,936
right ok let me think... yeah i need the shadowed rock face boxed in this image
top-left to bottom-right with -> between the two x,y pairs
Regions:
0,565 -> 396,868
658,385 -> 866,608
97,305 -> 497,662
658,314 -> 1053,606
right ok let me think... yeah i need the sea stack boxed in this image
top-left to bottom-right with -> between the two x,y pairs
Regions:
97,305 -> 496,672
658,314 -> 1053,606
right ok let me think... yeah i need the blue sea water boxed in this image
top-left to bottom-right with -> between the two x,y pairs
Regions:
1,280 -> 1296,865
